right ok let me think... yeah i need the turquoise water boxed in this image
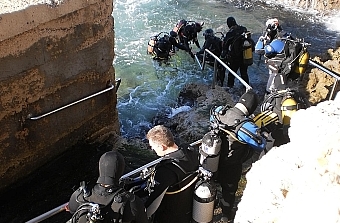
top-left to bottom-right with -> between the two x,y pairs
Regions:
112,0 -> 338,138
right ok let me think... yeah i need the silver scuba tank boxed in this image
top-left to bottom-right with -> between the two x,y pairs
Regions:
192,179 -> 217,223
199,132 -> 221,173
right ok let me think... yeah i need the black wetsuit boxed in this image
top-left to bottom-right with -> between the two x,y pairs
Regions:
169,36 -> 194,58
221,25 -> 253,87
179,24 -> 201,50
216,106 -> 264,219
145,148 -> 199,223
196,35 -> 225,85
68,184 -> 148,223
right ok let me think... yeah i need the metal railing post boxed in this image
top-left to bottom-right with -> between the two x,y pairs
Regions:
195,55 -> 203,70
195,49 -> 252,91
202,51 -> 206,71
213,59 -> 218,89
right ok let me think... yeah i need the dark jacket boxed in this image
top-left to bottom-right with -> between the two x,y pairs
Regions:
221,25 -> 248,60
145,148 -> 199,223
153,35 -> 192,60
179,24 -> 201,49
169,36 -> 191,52
197,35 -> 222,62
68,184 -> 148,223
152,35 -> 172,60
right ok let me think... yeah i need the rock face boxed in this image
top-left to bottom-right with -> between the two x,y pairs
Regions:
0,0 -> 119,192
302,48 -> 340,104
261,0 -> 340,12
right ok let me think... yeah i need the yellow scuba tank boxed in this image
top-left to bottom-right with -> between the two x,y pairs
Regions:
281,96 -> 298,126
294,48 -> 310,75
253,110 -> 279,128
173,20 -> 186,34
243,39 -> 253,65
147,37 -> 156,54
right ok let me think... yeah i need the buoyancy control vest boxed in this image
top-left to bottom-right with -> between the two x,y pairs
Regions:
222,25 -> 254,64
260,88 -> 310,127
211,106 -> 266,151
69,183 -> 131,223
157,150 -> 199,195
147,32 -> 172,60
200,35 -> 223,65
148,149 -> 200,223
264,38 -> 310,92
209,106 -> 266,165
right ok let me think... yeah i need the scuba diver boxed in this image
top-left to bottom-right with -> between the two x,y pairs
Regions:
145,125 -> 200,223
211,90 -> 267,222
254,18 -> 294,55
66,150 -> 148,223
221,17 -> 255,88
264,18 -> 283,43
147,31 -> 194,60
263,36 -> 309,93
196,28 -> 226,86
173,19 -> 204,50
252,33 -> 311,150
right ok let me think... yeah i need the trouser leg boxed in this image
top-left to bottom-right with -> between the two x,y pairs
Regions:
239,64 -> 249,84
218,163 -> 242,219
227,62 -> 239,87
217,66 -> 226,86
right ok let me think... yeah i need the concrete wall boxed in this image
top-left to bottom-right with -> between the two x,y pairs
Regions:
0,0 -> 119,191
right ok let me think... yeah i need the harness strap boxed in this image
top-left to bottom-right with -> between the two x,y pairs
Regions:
218,127 -> 247,144
165,173 -> 199,195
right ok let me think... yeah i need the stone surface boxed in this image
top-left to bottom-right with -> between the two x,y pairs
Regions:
0,0 -> 119,191
301,47 -> 340,104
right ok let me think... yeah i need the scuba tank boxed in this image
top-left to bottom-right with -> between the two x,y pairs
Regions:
281,95 -> 298,126
199,132 -> 221,174
147,36 -> 156,54
243,37 -> 253,65
192,173 -> 216,223
281,95 -> 298,136
294,48 -> 310,75
253,110 -> 279,128
173,19 -> 187,34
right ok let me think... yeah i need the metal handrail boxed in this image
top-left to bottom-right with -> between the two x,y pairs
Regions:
196,49 -> 252,91
26,202 -> 68,223
27,79 -> 121,120
196,50 -> 340,100
308,59 -> 340,100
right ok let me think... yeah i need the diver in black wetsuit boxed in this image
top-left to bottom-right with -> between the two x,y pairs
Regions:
145,125 -> 199,223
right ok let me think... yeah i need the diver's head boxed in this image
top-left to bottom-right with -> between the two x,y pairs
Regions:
203,28 -> 214,39
227,17 -> 237,28
97,150 -> 125,186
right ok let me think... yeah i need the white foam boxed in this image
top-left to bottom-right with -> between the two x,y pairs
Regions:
321,11 -> 340,34
168,106 -> 192,118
